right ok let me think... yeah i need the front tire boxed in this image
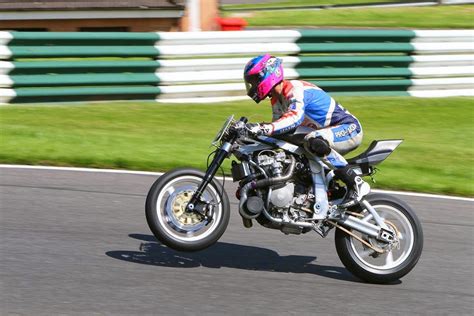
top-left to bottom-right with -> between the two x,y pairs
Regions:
335,193 -> 423,284
145,168 -> 230,252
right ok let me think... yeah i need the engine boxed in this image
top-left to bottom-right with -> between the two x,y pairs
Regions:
233,150 -> 314,234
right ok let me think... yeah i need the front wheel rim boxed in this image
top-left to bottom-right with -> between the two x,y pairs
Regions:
349,204 -> 415,271
155,175 -> 223,243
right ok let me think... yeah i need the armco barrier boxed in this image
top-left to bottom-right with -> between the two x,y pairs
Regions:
0,29 -> 473,103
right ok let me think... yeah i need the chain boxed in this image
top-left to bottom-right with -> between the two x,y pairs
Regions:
328,220 -> 384,254
345,211 -> 364,218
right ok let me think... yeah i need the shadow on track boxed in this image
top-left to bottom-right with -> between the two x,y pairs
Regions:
106,233 -> 367,283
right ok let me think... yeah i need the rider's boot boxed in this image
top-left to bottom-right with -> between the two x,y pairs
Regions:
334,165 -> 371,204
307,137 -> 370,204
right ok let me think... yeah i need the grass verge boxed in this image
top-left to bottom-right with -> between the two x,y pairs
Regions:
221,0 -> 399,10
238,5 -> 474,29
0,97 -> 473,196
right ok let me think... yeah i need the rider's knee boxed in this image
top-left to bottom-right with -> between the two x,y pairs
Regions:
307,136 -> 331,157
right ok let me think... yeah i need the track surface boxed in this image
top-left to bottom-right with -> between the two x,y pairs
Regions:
1,167 -> 473,315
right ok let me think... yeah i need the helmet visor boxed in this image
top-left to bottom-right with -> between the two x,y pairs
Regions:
244,73 -> 261,102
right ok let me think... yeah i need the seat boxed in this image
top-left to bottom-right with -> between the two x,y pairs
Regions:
347,139 -> 403,172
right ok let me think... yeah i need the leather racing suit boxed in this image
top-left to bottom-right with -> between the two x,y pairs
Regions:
266,80 -> 363,168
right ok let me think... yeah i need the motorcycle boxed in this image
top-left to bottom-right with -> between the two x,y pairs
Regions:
146,115 -> 423,284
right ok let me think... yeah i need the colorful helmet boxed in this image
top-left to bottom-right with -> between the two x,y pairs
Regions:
243,54 -> 284,103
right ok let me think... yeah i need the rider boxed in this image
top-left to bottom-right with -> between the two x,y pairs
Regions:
243,54 -> 370,203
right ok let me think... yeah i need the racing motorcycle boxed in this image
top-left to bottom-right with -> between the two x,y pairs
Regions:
146,115 -> 423,284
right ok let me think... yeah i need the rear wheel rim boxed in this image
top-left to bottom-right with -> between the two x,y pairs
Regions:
155,176 -> 223,242
349,204 -> 414,271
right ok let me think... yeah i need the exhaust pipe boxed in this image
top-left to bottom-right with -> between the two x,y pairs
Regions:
261,207 -> 314,228
239,156 -> 296,219
238,181 -> 261,219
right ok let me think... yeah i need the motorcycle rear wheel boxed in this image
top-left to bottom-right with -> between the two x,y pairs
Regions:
145,168 -> 230,252
335,193 -> 423,284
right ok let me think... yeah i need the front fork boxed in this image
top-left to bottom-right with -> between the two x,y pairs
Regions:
186,142 -> 232,217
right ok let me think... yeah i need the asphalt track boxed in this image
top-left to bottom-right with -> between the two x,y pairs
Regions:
1,167 -> 473,315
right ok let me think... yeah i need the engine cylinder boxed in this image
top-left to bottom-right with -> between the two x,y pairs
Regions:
270,183 -> 294,208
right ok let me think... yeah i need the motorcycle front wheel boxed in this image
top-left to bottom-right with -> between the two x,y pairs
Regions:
145,168 -> 230,252
335,193 -> 423,284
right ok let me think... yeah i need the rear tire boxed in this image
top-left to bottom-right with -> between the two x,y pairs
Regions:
335,193 -> 423,284
145,168 -> 230,252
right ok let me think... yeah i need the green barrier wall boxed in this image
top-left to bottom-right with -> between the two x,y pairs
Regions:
0,30 -> 471,103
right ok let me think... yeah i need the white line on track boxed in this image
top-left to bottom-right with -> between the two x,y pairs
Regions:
1,164 -> 472,202
0,164 -> 164,176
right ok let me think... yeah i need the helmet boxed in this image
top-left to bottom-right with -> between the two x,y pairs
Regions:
243,54 -> 284,103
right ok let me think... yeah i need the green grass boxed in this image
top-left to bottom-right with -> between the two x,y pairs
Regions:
0,97 -> 473,196
221,0 -> 398,10
239,5 -> 474,29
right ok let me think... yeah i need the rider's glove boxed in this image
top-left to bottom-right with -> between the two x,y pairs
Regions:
260,124 -> 273,135
246,123 -> 263,135
246,123 -> 272,136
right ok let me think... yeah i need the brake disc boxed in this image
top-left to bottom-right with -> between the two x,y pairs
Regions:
171,191 -> 203,225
